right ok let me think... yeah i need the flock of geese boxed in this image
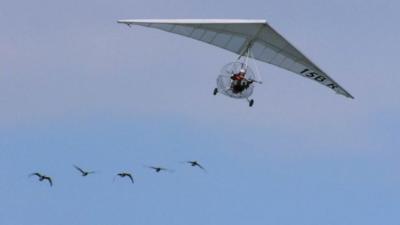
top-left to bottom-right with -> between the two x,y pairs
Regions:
28,161 -> 206,187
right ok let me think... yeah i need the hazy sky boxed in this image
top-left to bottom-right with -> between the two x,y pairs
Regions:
1,0 -> 399,225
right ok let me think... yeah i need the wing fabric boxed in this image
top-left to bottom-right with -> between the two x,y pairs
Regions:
117,19 -> 353,98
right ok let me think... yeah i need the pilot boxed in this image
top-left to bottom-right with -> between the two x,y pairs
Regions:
230,69 -> 253,93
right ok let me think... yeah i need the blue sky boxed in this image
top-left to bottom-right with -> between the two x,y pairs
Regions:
0,0 -> 399,224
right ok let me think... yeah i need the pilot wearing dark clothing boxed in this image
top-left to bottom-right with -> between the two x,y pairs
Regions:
230,69 -> 253,93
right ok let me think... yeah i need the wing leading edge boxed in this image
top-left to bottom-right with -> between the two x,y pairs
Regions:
118,19 -> 353,98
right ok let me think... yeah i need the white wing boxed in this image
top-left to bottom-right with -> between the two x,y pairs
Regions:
118,19 -> 353,98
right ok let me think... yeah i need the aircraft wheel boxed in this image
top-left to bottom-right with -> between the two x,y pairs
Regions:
249,99 -> 254,107
213,88 -> 218,95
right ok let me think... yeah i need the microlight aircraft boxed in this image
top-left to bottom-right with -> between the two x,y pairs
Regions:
118,19 -> 353,107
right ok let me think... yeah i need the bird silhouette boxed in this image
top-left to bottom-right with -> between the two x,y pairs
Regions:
73,165 -> 95,176
147,166 -> 171,173
29,172 -> 53,186
114,172 -> 134,184
185,161 -> 206,172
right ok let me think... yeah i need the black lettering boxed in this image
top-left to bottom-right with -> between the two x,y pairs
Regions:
327,83 -> 338,89
305,72 -> 317,78
300,69 -> 309,74
314,76 -> 326,82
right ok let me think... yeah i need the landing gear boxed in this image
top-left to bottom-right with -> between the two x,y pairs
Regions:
248,99 -> 254,107
213,88 -> 218,95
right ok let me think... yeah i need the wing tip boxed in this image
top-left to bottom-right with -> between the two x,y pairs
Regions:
343,91 -> 355,99
117,20 -> 128,24
338,91 -> 354,99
